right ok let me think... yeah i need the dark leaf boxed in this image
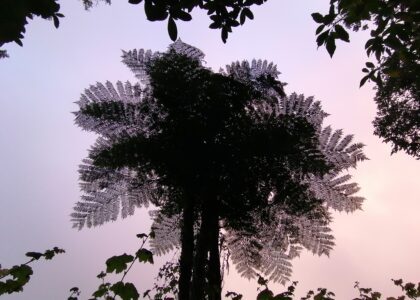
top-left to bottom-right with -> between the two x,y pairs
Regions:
174,10 -> 192,21
14,39 -> 23,47
10,265 -> 33,283
240,7 -> 253,25
25,252 -> 43,260
97,271 -> 106,279
144,0 -> 168,21
359,75 -> 369,87
257,289 -> 274,300
53,15 -> 60,28
316,25 -> 325,35
334,24 -> 349,42
52,247 -> 65,254
136,248 -> 154,264
322,13 -> 336,24
365,62 -> 374,68
92,285 -> 108,298
168,17 -> 177,41
128,0 -> 143,4
209,21 -> 221,29
43,250 -> 55,260
221,27 -> 228,43
110,282 -> 139,300
311,13 -> 324,23
106,254 -> 134,273
316,30 -> 329,47
325,37 -> 336,57
240,10 -> 246,25
136,233 -> 148,239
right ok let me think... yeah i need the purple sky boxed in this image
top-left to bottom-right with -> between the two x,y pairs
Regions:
1,1 -> 419,299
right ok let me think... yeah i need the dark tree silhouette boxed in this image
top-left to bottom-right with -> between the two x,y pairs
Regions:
72,41 -> 366,299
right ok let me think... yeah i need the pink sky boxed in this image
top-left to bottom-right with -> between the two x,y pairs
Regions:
1,1 -> 419,299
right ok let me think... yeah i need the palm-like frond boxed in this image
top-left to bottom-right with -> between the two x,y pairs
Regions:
168,39 -> 205,61
278,93 -> 329,131
121,48 -> 158,84
260,248 -> 293,284
318,126 -> 368,169
226,230 -> 262,280
225,59 -> 284,98
74,81 -> 150,138
71,157 -> 158,229
122,39 -> 205,85
305,173 -> 364,212
149,210 -> 181,256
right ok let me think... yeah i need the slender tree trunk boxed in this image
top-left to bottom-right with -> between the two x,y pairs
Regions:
191,202 -> 212,299
178,195 -> 194,300
207,210 -> 221,300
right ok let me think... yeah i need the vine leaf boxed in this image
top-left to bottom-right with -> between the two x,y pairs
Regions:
110,282 -> 140,300
136,248 -> 154,264
106,254 -> 134,274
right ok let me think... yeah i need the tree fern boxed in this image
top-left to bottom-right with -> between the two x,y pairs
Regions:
73,41 -> 366,292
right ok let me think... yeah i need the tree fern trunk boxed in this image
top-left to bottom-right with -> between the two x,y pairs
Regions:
178,195 -> 194,300
191,202 -> 211,299
207,209 -> 221,300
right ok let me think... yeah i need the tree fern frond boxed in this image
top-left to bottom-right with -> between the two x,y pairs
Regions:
306,173 -> 364,213
278,93 -> 329,129
149,211 -> 181,256
74,81 -> 157,138
72,157 -> 158,229
326,129 -> 343,151
226,231 -> 261,280
121,48 -> 158,83
224,59 -> 284,97
168,39 -> 205,62
260,249 -> 293,284
319,126 -> 332,149
320,129 -> 367,169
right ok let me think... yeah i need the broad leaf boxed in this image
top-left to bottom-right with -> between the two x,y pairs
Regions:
110,282 -> 139,300
136,248 -> 154,264
106,254 -> 134,274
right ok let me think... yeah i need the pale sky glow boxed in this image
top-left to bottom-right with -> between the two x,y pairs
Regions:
1,1 -> 419,299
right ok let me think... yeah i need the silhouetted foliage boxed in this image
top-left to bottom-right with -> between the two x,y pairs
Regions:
64,237 -> 420,300
82,0 -> 266,43
2,0 -> 416,157
83,0 -> 419,158
0,0 -> 63,57
73,41 -> 366,300
0,247 -> 64,296
312,0 -> 419,158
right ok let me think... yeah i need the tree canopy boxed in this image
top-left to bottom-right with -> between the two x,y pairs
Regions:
311,0 -> 419,158
72,41 -> 366,299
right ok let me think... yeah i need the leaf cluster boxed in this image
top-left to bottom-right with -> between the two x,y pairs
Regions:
82,0 -> 266,42
0,0 -> 63,50
312,0 -> 419,158
226,275 -> 420,300
69,233 -> 153,300
0,247 -> 65,296
143,260 -> 179,300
